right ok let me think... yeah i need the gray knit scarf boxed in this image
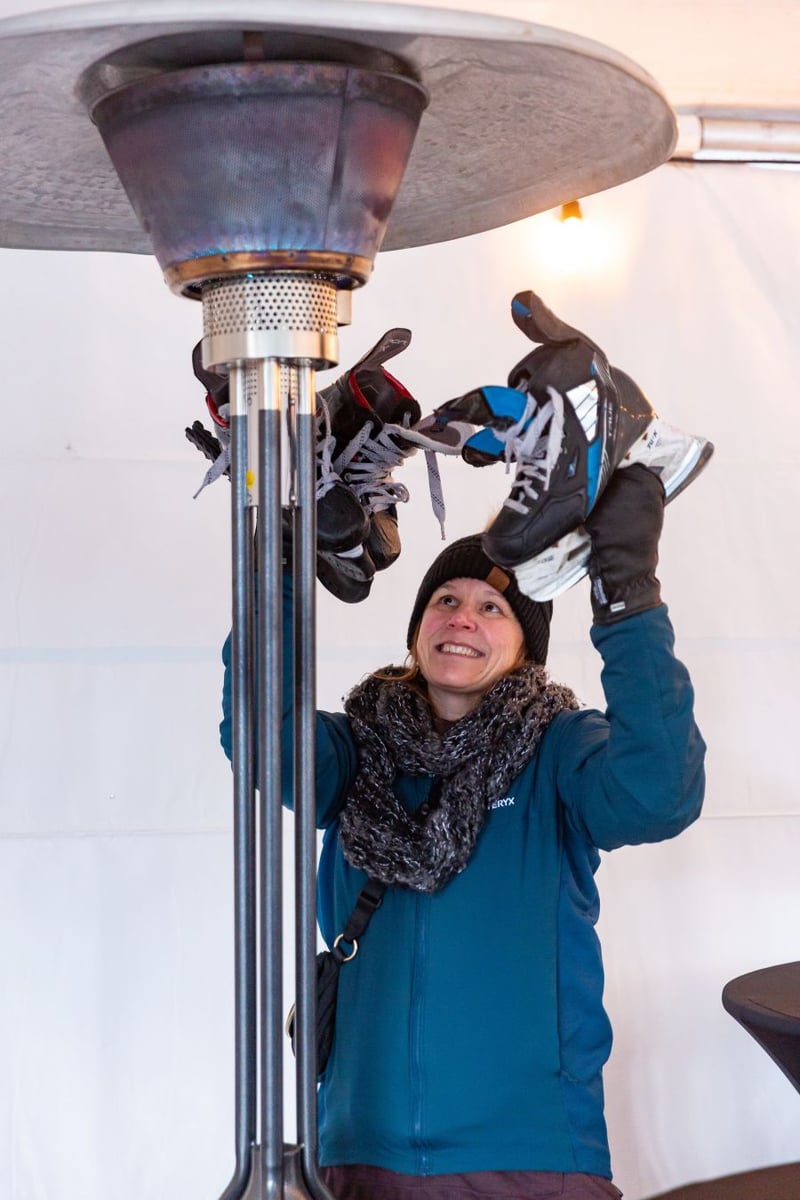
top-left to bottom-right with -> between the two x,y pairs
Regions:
338,666 -> 580,893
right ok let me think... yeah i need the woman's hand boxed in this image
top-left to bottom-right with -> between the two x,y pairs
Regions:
584,464 -> 665,624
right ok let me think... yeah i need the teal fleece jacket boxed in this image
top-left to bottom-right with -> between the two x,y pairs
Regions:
220,579 -> 705,1180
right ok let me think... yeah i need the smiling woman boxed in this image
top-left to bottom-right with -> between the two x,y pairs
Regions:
415,576 -> 525,720
409,540 -> 539,720
219,313 -> 706,1200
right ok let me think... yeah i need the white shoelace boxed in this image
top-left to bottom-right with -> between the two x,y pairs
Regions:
191,393 -> 446,536
333,416 -> 447,538
192,401 -> 232,498
194,395 -> 342,503
315,396 -> 342,500
494,386 -> 566,515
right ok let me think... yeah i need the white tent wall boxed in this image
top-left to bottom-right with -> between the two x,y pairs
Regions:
1,148 -> 799,1200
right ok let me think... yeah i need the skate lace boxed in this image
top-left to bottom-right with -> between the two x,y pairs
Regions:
333,415 -> 447,538
195,394 -> 342,502
315,396 -> 342,500
192,400 -> 231,498
496,387 -> 565,515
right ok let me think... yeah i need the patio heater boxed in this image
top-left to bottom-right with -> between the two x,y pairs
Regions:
0,4 -> 677,1199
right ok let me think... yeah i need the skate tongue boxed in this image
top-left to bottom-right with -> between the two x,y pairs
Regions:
353,328 -> 418,425
350,327 -> 412,373
319,328 -> 413,415
511,290 -> 604,357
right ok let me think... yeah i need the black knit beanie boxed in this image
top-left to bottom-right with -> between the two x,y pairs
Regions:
407,534 -> 552,665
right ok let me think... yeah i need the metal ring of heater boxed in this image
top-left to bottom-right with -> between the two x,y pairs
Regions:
165,249 -> 373,298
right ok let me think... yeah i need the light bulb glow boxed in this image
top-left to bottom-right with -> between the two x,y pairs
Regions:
521,205 -> 628,277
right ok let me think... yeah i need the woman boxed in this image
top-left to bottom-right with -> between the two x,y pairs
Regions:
220,446 -> 705,1199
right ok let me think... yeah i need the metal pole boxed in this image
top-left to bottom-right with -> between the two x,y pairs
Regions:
256,358 -> 286,1200
202,272 -> 339,1200
221,363 -> 257,1200
291,364 -> 330,1198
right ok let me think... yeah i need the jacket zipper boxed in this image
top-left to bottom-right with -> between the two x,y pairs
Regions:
410,889 -> 429,1173
410,776 -> 439,1174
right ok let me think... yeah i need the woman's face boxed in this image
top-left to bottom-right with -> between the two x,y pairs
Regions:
414,577 -> 526,721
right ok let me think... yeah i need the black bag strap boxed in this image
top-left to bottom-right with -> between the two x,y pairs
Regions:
331,778 -> 447,961
333,877 -> 387,963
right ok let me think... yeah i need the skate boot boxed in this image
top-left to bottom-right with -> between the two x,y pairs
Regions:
513,416 -> 714,600
434,291 -> 654,568
188,343 -> 368,553
320,329 -> 466,574
315,543 -> 376,604
319,328 -> 415,571
277,505 -> 376,605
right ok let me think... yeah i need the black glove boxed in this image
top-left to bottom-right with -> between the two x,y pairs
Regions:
185,419 -> 228,471
584,464 -> 664,624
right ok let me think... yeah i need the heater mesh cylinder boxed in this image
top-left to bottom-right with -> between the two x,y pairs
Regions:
202,273 -> 339,369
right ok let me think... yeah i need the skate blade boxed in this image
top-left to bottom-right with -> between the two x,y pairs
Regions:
623,420 -> 714,497
663,438 -> 715,501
